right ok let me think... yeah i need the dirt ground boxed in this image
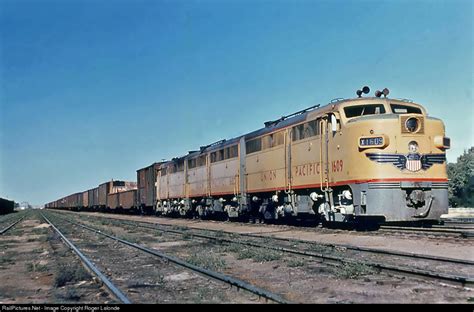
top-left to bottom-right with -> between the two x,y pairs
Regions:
0,213 -> 115,304
2,210 -> 473,304
63,211 -> 474,304
71,211 -> 474,262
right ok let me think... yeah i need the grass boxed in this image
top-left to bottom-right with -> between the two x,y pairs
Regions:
334,262 -> 375,279
127,275 -> 165,288
287,258 -> 306,268
195,286 -> 227,303
236,247 -> 282,262
26,262 -> 48,272
307,243 -> 329,253
0,252 -> 16,265
186,252 -> 227,271
64,288 -> 81,301
54,265 -> 91,287
221,243 -> 242,253
219,242 -> 283,262
182,232 -> 193,240
119,233 -> 140,244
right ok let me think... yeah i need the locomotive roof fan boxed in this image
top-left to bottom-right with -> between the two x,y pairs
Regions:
356,86 -> 370,97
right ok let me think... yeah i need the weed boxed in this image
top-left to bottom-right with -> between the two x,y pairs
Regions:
187,252 -> 226,271
26,262 -> 48,272
0,253 -> 15,265
54,265 -> 91,287
334,262 -> 375,279
120,234 -> 140,244
182,232 -> 193,240
308,244 -> 328,254
236,247 -> 282,262
221,243 -> 242,253
195,286 -> 226,303
127,275 -> 165,288
64,288 -> 81,301
287,258 -> 306,268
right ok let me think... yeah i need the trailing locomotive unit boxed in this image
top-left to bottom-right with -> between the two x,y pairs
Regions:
155,87 -> 450,223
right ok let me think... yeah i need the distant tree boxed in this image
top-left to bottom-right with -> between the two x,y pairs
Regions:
448,147 -> 474,207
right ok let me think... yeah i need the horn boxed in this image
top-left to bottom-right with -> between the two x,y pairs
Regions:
356,90 -> 363,97
382,88 -> 390,97
375,90 -> 382,98
362,86 -> 370,94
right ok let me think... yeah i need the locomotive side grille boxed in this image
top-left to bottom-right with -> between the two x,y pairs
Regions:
400,116 -> 424,134
431,182 -> 449,189
368,182 -> 400,189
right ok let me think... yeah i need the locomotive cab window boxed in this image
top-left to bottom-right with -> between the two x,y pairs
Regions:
246,138 -> 262,154
187,158 -> 197,169
197,155 -> 206,167
174,160 -> 184,172
344,104 -> 386,118
262,131 -> 285,150
390,104 -> 423,114
292,119 -> 319,141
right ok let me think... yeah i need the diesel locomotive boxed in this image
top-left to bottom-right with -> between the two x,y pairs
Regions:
46,87 -> 451,225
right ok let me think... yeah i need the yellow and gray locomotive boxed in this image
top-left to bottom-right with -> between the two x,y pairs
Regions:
155,87 -> 450,224
46,87 -> 451,225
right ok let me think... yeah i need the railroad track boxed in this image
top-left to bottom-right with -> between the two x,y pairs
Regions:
379,225 -> 474,238
40,213 -> 132,304
0,216 -> 26,235
44,211 -> 291,304
49,210 -> 474,287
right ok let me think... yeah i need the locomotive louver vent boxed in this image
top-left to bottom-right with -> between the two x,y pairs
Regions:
400,116 -> 424,134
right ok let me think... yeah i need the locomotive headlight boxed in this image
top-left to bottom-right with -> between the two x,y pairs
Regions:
408,141 -> 419,153
405,117 -> 419,133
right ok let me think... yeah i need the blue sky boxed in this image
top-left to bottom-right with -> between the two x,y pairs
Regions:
0,0 -> 472,204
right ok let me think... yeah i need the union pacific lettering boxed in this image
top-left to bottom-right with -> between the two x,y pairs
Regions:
294,162 -> 321,177
260,170 -> 277,182
294,160 -> 343,177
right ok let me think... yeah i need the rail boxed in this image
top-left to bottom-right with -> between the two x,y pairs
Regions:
41,213 -> 132,304
49,212 -> 291,304
0,216 -> 25,235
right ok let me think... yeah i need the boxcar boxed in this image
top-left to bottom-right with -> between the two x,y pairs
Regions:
137,162 -> 162,213
0,198 -> 14,215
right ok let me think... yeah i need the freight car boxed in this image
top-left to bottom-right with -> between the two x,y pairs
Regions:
137,163 -> 164,214
0,198 -> 15,215
47,87 -> 451,225
47,180 -> 137,212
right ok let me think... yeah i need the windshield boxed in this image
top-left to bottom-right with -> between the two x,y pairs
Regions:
344,104 -> 386,118
390,104 -> 422,114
